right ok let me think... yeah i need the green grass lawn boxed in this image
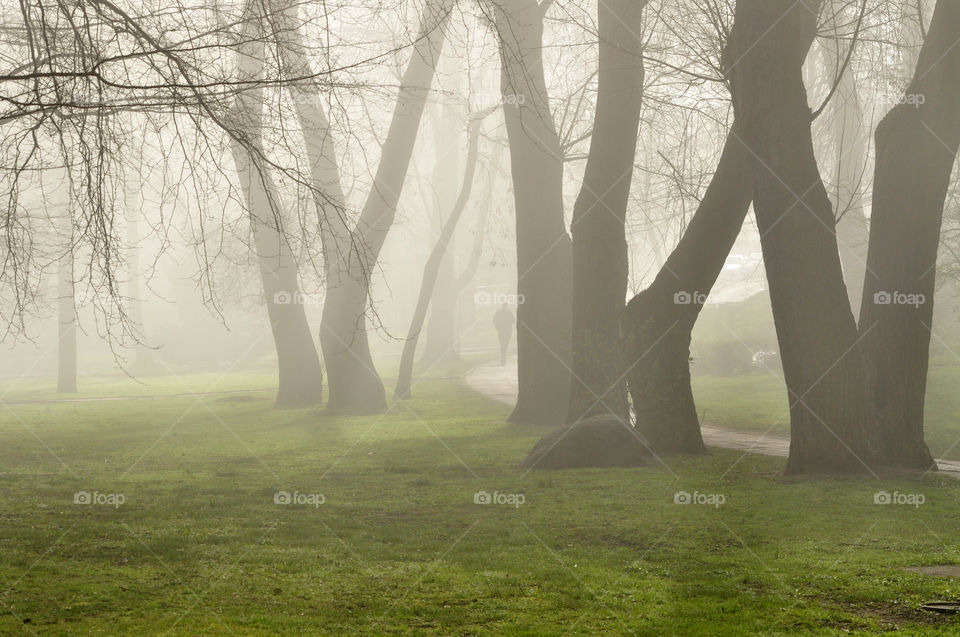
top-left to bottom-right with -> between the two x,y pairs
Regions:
3,367 -> 960,634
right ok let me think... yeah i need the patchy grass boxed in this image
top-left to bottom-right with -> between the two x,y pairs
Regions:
2,368 -> 960,634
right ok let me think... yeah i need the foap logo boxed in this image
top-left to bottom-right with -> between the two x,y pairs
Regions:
874,490 -> 925,508
274,490 -> 325,507
74,490 -> 126,508
474,291 -> 525,306
673,291 -> 708,305
474,490 -> 525,508
473,92 -> 527,111
674,490 -> 725,508
873,291 -> 925,308
273,291 -> 321,306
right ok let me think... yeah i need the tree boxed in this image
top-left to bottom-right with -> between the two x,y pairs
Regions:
729,0 -> 875,475
858,0 -> 960,471
395,114 -> 484,398
227,0 -> 324,408
622,127 -> 753,454
492,0 -> 573,425
565,0 -> 647,424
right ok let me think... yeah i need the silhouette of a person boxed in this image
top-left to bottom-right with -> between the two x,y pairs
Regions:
493,303 -> 515,366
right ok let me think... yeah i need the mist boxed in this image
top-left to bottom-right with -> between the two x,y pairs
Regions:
4,0 -> 960,633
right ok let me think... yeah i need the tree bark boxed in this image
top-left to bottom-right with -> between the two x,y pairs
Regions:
493,0 -> 572,425
858,0 -> 960,471
565,0 -> 647,424
730,0 -> 875,475
395,119 -> 482,398
230,0 -> 323,408
622,128 -> 753,454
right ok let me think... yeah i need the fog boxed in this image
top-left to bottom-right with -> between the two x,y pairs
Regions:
4,0 -> 960,633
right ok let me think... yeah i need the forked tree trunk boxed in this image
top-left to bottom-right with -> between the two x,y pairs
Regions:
565,0 -> 647,424
821,3 -> 869,318
494,0 -> 572,425
275,0 -> 453,413
622,128 -> 753,454
730,0 -> 875,475
858,0 -> 960,471
395,120 -> 482,398
230,1 -> 323,408
319,0 -> 453,413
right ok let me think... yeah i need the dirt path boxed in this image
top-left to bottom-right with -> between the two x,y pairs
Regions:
465,356 -> 960,478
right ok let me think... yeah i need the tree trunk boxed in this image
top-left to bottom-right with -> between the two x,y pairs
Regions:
57,240 -> 77,394
858,0 -> 960,471
493,0 -> 572,425
421,96 -> 463,366
565,0 -> 647,424
272,0 -> 452,413
730,0 -> 875,475
396,121 -> 482,398
230,1 -> 323,408
622,128 -> 754,454
318,0 -> 453,413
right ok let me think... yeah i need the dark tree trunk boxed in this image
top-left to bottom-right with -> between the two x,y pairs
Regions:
230,2 -> 323,408
494,0 -> 572,425
396,121 -> 482,399
565,0 -> 647,424
858,1 -> 960,471
57,245 -> 77,394
729,0 -> 875,475
622,128 -> 753,454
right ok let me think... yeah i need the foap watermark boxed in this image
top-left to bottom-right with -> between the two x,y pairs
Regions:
873,291 -> 925,308
473,92 -> 527,111
74,490 -> 125,508
874,490 -> 925,508
273,291 -> 322,306
673,291 -> 708,305
474,490 -> 525,508
474,290 -> 525,306
274,490 -> 325,507
674,490 -> 725,508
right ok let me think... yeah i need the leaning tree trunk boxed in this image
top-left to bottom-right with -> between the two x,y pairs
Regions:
622,128 -> 753,454
730,0 -> 875,475
494,0 -> 572,425
565,0 -> 647,424
858,0 -> 960,471
395,119 -> 482,398
229,1 -> 323,408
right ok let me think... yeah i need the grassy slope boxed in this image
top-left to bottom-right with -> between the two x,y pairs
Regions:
2,370 -> 960,634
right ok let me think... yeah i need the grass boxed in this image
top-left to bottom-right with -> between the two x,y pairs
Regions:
3,365 -> 960,634
693,362 -> 960,461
